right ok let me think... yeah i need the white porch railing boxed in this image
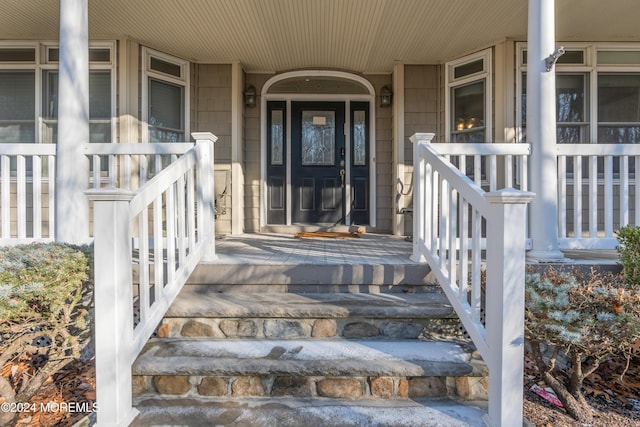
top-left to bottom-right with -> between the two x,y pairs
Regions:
556,143 -> 640,249
429,142 -> 530,193
411,133 -> 534,427
85,142 -> 194,190
86,133 -> 217,427
0,144 -> 56,243
430,142 -> 640,251
0,142 -> 195,244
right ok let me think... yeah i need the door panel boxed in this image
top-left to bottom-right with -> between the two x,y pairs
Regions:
299,178 -> 315,211
292,102 -> 345,224
322,177 -> 340,210
352,176 -> 368,210
268,176 -> 285,210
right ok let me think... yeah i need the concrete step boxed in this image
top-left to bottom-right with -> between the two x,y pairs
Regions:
130,397 -> 488,427
132,339 -> 488,401
157,290 -> 464,340
187,263 -> 434,287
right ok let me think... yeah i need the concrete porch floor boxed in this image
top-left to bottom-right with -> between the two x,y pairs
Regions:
209,233 -> 621,266
185,233 -> 621,288
189,233 -> 428,288
210,233 -> 417,265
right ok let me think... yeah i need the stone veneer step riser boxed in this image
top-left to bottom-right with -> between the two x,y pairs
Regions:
133,285 -> 490,421
132,374 -> 489,402
157,317 -> 466,341
156,289 -> 463,340
132,339 -> 488,403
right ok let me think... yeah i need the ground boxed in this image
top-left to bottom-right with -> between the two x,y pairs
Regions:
523,386 -> 639,427
8,353 -> 640,426
522,352 -> 640,427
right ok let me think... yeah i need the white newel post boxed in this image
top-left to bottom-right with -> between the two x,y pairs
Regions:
484,188 -> 535,427
56,0 -> 90,244
409,133 -> 435,262
526,0 -> 565,261
85,189 -> 139,427
192,132 -> 218,261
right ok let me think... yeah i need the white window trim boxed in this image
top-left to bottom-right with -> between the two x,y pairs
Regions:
516,42 -> 640,144
0,41 -> 116,144
445,48 -> 492,142
141,47 -> 190,143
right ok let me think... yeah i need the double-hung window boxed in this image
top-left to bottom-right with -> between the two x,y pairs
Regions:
598,73 -> 640,144
517,43 -> 640,144
0,42 -> 115,145
0,46 -> 37,144
446,49 -> 492,143
41,44 -> 115,145
142,48 -> 189,143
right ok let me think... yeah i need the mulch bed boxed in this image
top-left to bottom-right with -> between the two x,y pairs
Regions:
13,360 -> 96,427
523,351 -> 640,426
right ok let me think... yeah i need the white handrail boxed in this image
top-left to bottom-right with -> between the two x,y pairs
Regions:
86,133 -> 217,427
411,133 -> 534,427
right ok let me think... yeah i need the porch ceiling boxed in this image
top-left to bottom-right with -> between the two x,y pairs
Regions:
0,0 -> 638,73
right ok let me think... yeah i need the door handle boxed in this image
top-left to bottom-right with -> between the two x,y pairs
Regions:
339,169 -> 345,187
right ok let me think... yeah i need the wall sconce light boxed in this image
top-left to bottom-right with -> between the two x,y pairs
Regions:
244,85 -> 256,107
380,86 -> 392,107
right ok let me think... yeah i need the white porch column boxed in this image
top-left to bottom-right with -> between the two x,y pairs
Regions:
392,63 -> 406,236
56,0 -> 90,244
231,62 -> 245,234
526,0 -> 565,261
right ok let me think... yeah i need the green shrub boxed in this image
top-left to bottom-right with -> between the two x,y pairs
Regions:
0,243 -> 93,426
616,225 -> 640,288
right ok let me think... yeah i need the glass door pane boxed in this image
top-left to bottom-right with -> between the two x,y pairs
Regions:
301,111 -> 335,165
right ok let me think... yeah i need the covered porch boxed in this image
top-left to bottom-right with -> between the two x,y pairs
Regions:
208,232 -> 619,268
1,1 -> 639,426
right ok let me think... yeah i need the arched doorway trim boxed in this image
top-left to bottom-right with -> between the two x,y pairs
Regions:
260,70 -> 377,229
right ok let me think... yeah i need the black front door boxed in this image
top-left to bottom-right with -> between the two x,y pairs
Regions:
291,102 -> 345,224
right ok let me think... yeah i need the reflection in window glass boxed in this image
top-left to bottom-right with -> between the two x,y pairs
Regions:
598,51 -> 640,65
149,78 -> 184,142
522,50 -> 584,65
271,110 -> 284,165
454,59 -> 483,79
0,48 -> 36,62
556,74 -> 588,143
451,81 -> 485,142
301,111 -> 335,165
353,110 -> 366,165
522,73 -> 590,143
89,72 -> 112,143
41,71 -> 112,144
0,71 -> 35,143
598,74 -> 640,143
150,57 -> 182,78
